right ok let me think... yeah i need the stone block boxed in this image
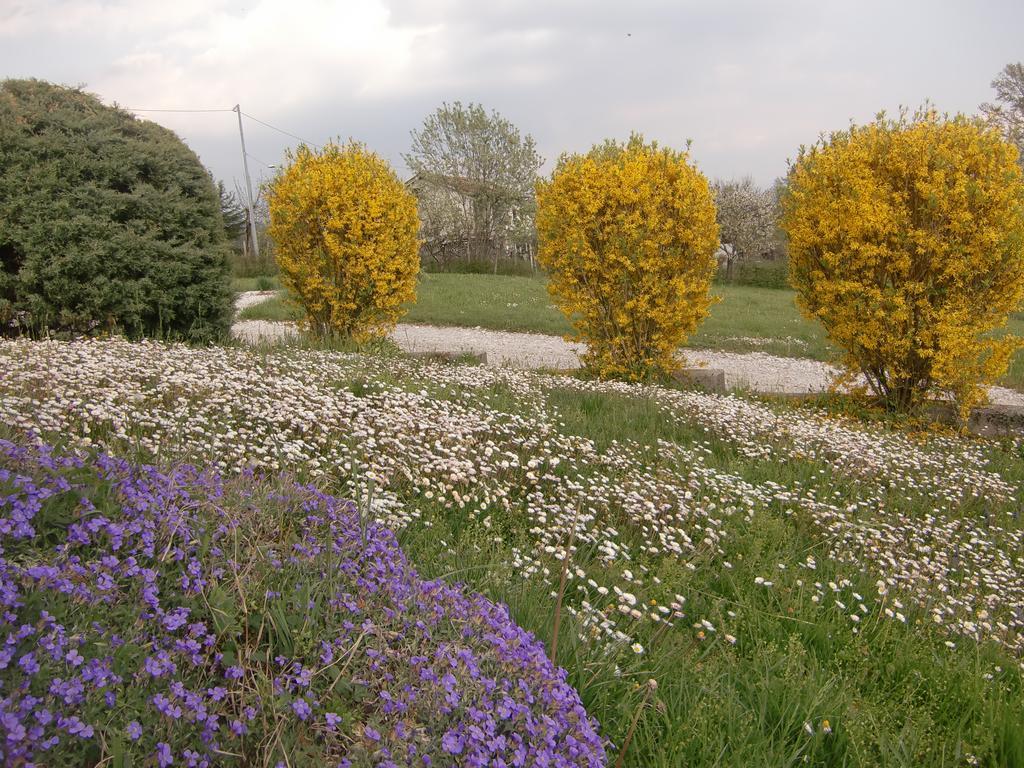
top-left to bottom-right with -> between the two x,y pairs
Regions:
672,367 -> 727,393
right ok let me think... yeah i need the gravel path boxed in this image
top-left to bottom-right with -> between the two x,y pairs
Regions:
232,292 -> 1024,406
234,291 -> 279,312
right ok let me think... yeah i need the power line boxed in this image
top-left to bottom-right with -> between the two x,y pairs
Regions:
240,111 -> 321,149
126,107 -> 234,113
126,106 -> 320,150
245,152 -> 277,170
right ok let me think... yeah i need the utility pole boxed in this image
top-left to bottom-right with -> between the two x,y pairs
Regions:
233,104 -> 260,259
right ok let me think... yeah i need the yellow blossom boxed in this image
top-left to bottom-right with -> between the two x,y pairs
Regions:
536,134 -> 720,380
267,141 -> 420,341
782,107 -> 1024,414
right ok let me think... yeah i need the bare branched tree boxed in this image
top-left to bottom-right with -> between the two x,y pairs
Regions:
404,102 -> 543,271
980,62 -> 1024,166
218,182 -> 247,250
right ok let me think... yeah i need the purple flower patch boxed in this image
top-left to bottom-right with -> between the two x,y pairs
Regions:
0,440 -> 606,766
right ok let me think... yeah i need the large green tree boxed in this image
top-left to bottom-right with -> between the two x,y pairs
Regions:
0,79 -> 232,341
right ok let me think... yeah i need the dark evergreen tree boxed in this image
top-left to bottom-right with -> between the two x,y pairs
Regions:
218,181 -> 248,248
0,79 -> 232,341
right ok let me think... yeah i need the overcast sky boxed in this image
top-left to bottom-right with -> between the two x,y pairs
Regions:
2,0 -> 1022,192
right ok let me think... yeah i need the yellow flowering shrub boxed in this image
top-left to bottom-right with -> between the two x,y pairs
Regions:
536,136 -> 720,379
267,142 -> 420,340
782,108 -> 1024,413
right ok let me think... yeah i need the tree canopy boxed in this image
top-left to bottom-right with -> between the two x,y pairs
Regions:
537,135 -> 719,380
782,107 -> 1024,413
267,141 -> 420,340
712,177 -> 780,279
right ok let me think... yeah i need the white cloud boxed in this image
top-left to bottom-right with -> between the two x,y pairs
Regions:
0,0 -> 227,38
90,1 -> 434,123
2,0 -> 1022,186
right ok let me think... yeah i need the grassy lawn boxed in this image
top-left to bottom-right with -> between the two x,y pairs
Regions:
406,272 -> 572,335
407,274 -> 835,359
239,274 -> 832,354
231,275 -> 281,292
237,273 -> 1024,389
1008,321 -> 1024,390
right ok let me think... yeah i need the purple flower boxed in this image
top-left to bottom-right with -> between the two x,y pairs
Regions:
144,653 -> 173,678
156,741 -> 173,767
152,693 -> 183,720
162,607 -> 190,632
3,712 -> 26,743
0,441 -> 606,768
441,729 -> 465,755
292,698 -> 312,721
62,715 -> 94,739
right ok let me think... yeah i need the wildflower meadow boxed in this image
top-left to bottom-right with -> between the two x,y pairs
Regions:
1,338 -> 1022,765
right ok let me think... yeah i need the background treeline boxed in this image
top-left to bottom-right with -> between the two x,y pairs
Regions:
226,62 -> 1024,291
3,60 -> 1023,343
224,101 -> 791,286
399,103 -> 789,286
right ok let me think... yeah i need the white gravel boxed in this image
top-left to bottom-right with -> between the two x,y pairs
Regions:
231,291 -> 1024,406
231,318 -> 297,342
234,291 -> 279,312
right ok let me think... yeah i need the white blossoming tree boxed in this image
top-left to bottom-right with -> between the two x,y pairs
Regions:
712,177 -> 780,280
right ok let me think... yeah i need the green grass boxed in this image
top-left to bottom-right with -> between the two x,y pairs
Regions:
1007,312 -> 1024,388
236,273 -> 1024,389
405,274 -> 836,358
697,284 -> 833,359
238,274 -> 832,354
407,272 -> 570,335
231,275 -> 281,293
406,273 -> 825,354
236,292 -> 300,322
